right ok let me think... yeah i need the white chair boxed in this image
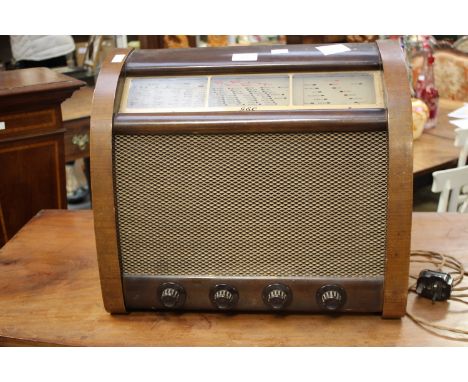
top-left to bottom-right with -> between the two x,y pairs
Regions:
432,165 -> 468,212
455,127 -> 468,167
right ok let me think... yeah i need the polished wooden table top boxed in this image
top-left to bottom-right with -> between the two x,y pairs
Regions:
0,67 -> 84,98
0,210 -> 467,346
413,99 -> 463,176
425,99 -> 465,141
413,134 -> 459,176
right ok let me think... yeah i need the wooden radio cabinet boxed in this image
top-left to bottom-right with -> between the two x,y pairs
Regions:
92,41 -> 412,317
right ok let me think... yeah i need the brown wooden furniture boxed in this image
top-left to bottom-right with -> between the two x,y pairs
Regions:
91,42 -> 412,317
0,68 -> 84,247
91,48 -> 129,313
378,41 -> 413,317
61,86 -> 93,162
61,86 -> 94,201
0,210 -> 466,346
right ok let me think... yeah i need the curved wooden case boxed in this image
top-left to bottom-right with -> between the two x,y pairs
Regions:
91,42 -> 412,317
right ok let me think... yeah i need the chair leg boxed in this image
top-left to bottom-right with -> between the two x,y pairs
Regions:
437,188 -> 450,212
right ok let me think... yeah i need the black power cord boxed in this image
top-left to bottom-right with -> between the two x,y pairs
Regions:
406,250 -> 468,340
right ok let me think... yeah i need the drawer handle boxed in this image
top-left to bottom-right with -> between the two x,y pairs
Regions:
72,134 -> 89,151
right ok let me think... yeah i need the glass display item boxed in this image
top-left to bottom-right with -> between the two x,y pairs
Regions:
415,36 -> 439,129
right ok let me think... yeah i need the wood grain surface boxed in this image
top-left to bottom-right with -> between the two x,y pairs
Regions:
377,39 -> 413,318
413,133 -> 459,176
90,48 -> 132,313
0,210 -> 467,346
61,86 -> 94,162
413,99 -> 464,176
0,68 -> 83,113
124,43 -> 382,76
0,68 -> 84,248
0,67 -> 83,96
63,117 -> 90,162
113,109 -> 387,135
424,99 -> 465,140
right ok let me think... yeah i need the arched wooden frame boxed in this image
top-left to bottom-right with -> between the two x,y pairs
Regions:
377,40 -> 413,318
91,48 -> 133,313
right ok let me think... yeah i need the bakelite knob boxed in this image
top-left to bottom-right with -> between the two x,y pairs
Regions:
158,282 -> 186,308
316,285 -> 347,311
210,284 -> 239,310
263,283 -> 292,310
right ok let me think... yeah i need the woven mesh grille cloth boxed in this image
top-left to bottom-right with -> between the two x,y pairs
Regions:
114,131 -> 388,277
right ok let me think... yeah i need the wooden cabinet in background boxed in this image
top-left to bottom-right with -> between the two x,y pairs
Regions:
0,68 -> 84,247
61,86 -> 94,162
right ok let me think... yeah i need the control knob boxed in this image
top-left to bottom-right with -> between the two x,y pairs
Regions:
262,283 -> 292,310
316,284 -> 347,311
210,284 -> 239,309
158,282 -> 186,308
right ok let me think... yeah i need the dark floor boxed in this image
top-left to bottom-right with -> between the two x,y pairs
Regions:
413,185 -> 439,212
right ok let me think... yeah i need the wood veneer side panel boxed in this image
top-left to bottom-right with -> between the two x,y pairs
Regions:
377,40 -> 413,318
0,201 -> 7,246
90,48 -> 133,313
0,134 -> 67,243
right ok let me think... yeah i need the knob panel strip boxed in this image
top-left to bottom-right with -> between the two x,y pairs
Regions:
124,275 -> 383,312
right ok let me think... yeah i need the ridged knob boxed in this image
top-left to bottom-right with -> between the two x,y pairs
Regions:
316,285 -> 346,311
263,284 -> 292,310
158,282 -> 186,308
210,284 -> 239,309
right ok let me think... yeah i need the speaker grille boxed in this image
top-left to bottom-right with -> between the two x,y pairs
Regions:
114,131 -> 388,278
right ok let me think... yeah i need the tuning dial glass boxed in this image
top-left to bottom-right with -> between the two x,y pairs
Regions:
210,284 -> 239,310
316,284 -> 347,311
158,282 -> 186,308
262,283 -> 292,310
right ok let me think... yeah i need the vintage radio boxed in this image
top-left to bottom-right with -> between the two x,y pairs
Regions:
91,41 -> 412,318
